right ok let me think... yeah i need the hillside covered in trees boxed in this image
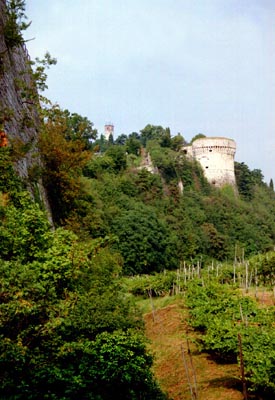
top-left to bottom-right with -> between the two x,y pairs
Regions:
1,1 -> 275,399
2,105 -> 275,399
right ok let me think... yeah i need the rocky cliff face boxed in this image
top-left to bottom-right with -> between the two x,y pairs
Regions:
0,0 -> 52,223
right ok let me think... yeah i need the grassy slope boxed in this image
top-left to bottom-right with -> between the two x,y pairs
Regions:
142,296 -> 244,400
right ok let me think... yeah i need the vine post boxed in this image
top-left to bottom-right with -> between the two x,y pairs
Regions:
238,333 -> 248,400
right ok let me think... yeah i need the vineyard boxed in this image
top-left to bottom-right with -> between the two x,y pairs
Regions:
126,254 -> 275,399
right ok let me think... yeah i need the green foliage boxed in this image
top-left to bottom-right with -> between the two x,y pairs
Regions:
108,133 -> 114,145
31,52 -> 57,93
185,280 -> 259,332
36,108 -> 275,265
14,75 -> 39,105
125,135 -> 141,155
61,329 -> 167,400
0,192 -> 51,262
147,140 -> 209,195
0,147 -> 23,196
140,124 -> 169,146
242,328 -> 275,395
112,206 -> 178,275
83,154 -> 115,178
92,134 -> 109,152
38,107 -> 92,224
190,133 -> 206,143
201,222 -> 229,260
178,156 -> 210,193
63,110 -> 97,145
159,128 -> 171,148
42,105 -> 97,144
170,133 -> 186,151
105,145 -> 127,172
201,188 -> 275,259
3,107 -> 275,399
4,0 -> 31,49
7,4 -> 275,395
133,169 -> 163,203
0,208 -> 166,399
250,251 -> 275,286
147,141 -> 177,181
115,133 -> 128,145
13,52 -> 57,106
67,131 -> 275,265
126,271 -> 178,297
0,107 -> 15,129
185,279 -> 275,395
235,161 -> 265,200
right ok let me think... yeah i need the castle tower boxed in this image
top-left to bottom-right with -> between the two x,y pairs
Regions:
104,123 -> 114,140
191,137 -> 236,187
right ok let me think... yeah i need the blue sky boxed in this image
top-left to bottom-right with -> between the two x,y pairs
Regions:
24,0 -> 275,182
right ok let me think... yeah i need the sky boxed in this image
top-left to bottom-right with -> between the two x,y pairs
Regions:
24,0 -> 275,182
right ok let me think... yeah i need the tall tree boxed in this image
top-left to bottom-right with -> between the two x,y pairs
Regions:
39,107 -> 91,223
140,124 -> 167,146
112,206 -> 177,274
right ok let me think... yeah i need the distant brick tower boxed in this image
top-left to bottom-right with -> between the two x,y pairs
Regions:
104,123 -> 114,140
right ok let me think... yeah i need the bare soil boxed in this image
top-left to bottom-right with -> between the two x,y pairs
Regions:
144,302 -> 245,400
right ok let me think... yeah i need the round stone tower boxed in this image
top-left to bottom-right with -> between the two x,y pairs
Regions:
192,137 -> 236,187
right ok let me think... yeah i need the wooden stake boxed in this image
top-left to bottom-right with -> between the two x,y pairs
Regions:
184,261 -> 187,284
148,289 -> 156,322
240,304 -> 244,323
233,244 -> 237,284
255,267 -> 258,299
245,262 -> 249,294
238,333 -> 248,400
181,344 -> 195,400
186,338 -> 199,399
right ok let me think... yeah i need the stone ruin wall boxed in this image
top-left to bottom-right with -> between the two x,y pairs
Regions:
185,137 -> 237,188
0,0 -> 52,222
0,0 -> 38,176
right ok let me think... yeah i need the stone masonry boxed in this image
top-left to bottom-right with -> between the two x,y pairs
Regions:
0,0 -> 52,222
183,137 -> 237,188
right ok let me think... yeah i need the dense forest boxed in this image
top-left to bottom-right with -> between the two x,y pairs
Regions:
1,1 -> 275,399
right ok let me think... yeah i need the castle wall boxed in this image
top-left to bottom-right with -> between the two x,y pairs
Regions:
191,137 -> 236,187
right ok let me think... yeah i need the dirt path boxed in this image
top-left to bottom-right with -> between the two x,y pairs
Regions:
144,303 -> 244,400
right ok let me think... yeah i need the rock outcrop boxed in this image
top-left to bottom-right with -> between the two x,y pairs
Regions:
0,0 -> 52,222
